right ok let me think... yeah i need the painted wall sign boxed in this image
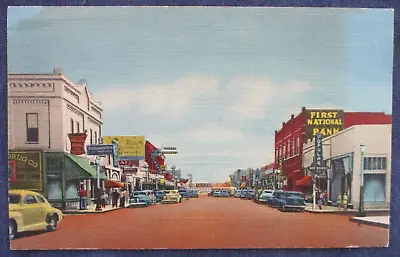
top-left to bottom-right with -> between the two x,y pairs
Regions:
68,132 -> 88,155
8,151 -> 42,190
305,109 -> 344,140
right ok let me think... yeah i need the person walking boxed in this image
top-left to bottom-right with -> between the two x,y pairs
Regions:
343,193 -> 348,211
78,184 -> 87,210
323,191 -> 328,205
120,189 -> 126,208
317,189 -> 323,210
95,187 -> 103,211
101,191 -> 108,209
337,193 -> 342,210
111,189 -> 120,208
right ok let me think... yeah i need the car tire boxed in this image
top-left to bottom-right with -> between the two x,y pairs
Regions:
46,215 -> 58,232
9,220 -> 16,240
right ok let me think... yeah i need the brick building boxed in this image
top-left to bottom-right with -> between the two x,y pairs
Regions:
274,106 -> 392,192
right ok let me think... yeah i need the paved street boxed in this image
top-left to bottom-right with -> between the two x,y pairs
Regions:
11,196 -> 388,250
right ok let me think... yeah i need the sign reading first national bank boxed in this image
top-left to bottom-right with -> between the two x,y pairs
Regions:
305,109 -> 345,141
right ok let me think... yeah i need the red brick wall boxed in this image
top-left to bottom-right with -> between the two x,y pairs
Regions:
344,112 -> 392,128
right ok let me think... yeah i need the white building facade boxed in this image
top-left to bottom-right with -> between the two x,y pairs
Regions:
8,69 -> 118,209
303,124 -> 391,210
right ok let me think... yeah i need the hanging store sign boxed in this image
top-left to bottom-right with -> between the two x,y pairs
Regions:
86,144 -> 114,156
119,160 -> 139,167
305,109 -> 344,141
309,133 -> 328,177
8,151 -> 43,190
68,132 -> 87,155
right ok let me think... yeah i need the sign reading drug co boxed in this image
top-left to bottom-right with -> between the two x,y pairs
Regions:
305,109 -> 345,141
8,151 -> 42,190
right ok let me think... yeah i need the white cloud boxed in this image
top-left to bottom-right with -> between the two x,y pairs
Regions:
182,126 -> 244,143
225,77 -> 314,119
94,75 -> 219,118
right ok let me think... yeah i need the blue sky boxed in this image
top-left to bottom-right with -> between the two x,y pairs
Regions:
7,7 -> 394,183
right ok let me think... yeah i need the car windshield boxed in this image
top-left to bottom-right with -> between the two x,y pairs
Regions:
222,190 -> 227,193
9,194 -> 21,204
286,192 -> 304,198
263,191 -> 272,194
134,192 -> 146,195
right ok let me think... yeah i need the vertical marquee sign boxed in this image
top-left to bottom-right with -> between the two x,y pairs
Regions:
309,133 -> 328,178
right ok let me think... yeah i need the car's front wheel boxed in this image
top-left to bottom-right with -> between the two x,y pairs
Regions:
46,215 -> 58,232
9,220 -> 16,240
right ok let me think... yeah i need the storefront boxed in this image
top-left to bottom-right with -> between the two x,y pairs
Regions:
302,124 -> 391,209
43,152 -> 108,209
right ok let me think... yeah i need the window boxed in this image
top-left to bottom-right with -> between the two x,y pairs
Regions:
23,195 -> 38,204
90,129 -> 93,144
76,121 -> 80,133
296,137 -> 300,155
363,157 -> 388,171
94,131 -> 98,144
275,149 -> 278,161
35,196 -> 46,203
292,138 -> 295,156
283,144 -> 286,159
287,141 -> 291,157
8,194 -> 21,204
26,113 -> 39,143
71,118 -> 74,134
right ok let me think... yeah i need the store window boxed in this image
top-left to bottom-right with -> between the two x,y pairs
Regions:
26,113 -> 39,143
47,174 -> 62,200
65,180 -> 79,199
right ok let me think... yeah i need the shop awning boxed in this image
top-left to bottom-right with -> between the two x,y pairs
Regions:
105,180 -> 125,188
296,176 -> 312,187
66,154 -> 108,180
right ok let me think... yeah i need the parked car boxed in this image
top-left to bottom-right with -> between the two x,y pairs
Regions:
234,190 -> 242,198
133,190 -> 156,204
258,190 -> 274,204
9,190 -> 64,240
154,191 -> 166,202
208,191 -> 213,196
188,190 -> 199,198
128,196 -> 149,208
162,190 -> 182,204
213,190 -> 222,197
247,189 -> 256,200
279,191 -> 306,212
240,189 -> 248,199
221,190 -> 230,197
179,189 -> 190,199
269,190 -> 285,208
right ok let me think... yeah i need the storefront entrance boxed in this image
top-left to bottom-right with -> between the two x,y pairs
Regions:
330,155 -> 353,204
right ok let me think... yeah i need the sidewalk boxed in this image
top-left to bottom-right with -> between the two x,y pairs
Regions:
349,216 -> 390,229
62,204 -> 124,215
305,203 -> 356,214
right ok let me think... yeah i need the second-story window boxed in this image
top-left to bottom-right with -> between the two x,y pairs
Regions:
70,118 -> 74,134
90,129 -> 93,144
76,121 -> 80,133
297,137 -> 300,155
94,131 -> 98,144
292,138 -> 295,155
26,113 -> 39,143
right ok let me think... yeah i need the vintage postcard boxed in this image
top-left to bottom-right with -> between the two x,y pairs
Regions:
6,6 -> 393,249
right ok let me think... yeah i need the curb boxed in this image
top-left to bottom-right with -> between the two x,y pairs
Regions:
349,217 -> 389,229
62,207 -> 124,215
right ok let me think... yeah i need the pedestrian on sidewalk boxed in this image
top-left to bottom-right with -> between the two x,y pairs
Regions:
78,184 -> 87,210
343,193 -> 348,211
120,189 -> 126,208
101,191 -> 108,208
323,191 -> 328,205
95,187 -> 103,211
111,189 -> 120,208
337,193 -> 342,211
317,190 -> 323,210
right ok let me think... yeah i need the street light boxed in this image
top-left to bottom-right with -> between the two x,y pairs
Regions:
171,166 -> 176,189
357,142 -> 366,217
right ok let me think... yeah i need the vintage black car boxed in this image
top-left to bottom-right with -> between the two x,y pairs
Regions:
278,191 -> 306,212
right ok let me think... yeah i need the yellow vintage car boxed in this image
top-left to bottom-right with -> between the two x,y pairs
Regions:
162,189 -> 182,204
8,190 -> 63,240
